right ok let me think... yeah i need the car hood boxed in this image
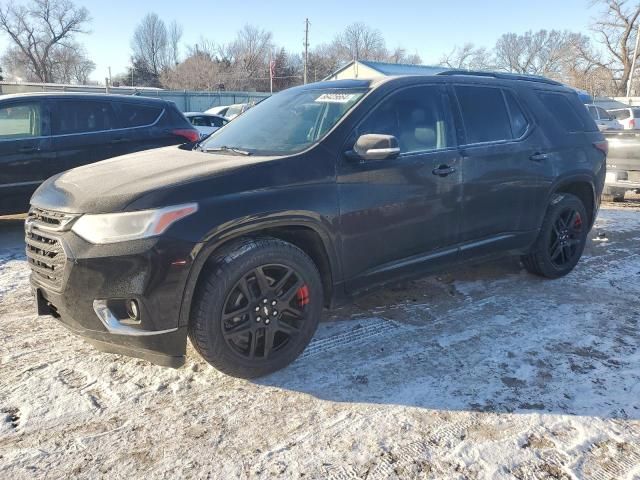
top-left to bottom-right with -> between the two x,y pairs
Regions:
30,146 -> 277,214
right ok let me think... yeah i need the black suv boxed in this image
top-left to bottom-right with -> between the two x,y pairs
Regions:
26,72 -> 606,377
0,93 -> 198,215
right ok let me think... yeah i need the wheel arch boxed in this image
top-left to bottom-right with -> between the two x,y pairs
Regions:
178,217 -> 341,327
549,175 -> 597,228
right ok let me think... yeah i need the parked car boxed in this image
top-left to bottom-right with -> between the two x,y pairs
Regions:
0,93 -> 199,216
27,72 -> 605,377
586,104 -> 622,131
608,107 -> 640,130
205,102 -> 251,120
184,112 -> 229,138
602,131 -> 640,201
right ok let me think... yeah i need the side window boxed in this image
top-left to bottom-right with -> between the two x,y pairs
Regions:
189,116 -> 208,127
611,109 -> 630,120
211,117 -> 227,128
116,103 -> 162,128
455,85 -> 512,144
504,91 -> 529,138
596,107 -> 612,120
0,102 -> 42,139
536,93 -> 585,132
357,85 -> 454,154
53,101 -> 115,135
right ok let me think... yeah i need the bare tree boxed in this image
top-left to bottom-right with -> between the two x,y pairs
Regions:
584,0 -> 640,94
333,22 -> 387,62
0,0 -> 91,83
131,13 -> 169,79
494,30 -> 589,78
168,20 -> 183,66
440,43 -> 493,70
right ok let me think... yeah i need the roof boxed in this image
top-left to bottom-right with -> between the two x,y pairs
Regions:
358,60 -> 446,76
0,92 -> 169,104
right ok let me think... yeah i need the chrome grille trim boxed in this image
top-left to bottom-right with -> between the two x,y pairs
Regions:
26,207 -> 80,232
25,208 -> 74,291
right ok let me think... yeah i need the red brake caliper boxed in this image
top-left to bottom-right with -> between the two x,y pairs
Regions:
296,285 -> 310,307
574,213 -> 582,229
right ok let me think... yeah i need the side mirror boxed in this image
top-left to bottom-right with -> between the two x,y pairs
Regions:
350,134 -> 400,161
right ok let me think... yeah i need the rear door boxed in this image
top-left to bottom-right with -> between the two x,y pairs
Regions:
0,99 -> 54,214
338,83 -> 463,291
50,98 -> 119,171
452,84 -> 553,255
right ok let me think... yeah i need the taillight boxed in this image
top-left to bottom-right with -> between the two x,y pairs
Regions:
172,129 -> 199,143
593,140 -> 608,155
629,119 -> 635,129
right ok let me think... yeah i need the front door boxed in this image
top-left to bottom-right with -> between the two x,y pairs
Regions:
0,99 -> 54,215
337,84 -> 463,292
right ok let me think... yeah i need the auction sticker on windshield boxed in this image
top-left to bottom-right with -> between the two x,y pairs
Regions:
315,93 -> 359,103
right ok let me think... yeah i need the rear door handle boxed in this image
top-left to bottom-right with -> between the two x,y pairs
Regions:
529,152 -> 548,162
18,146 -> 38,153
110,138 -> 127,144
432,165 -> 456,177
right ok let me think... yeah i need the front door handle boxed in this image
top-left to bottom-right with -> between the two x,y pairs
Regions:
432,165 -> 456,177
529,152 -> 549,162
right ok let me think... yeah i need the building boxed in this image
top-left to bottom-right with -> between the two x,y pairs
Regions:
324,60 -> 445,81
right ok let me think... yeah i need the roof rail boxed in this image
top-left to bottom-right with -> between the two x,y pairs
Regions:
436,70 -> 563,86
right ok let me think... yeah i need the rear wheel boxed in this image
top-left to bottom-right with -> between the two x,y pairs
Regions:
189,237 -> 323,378
521,193 -> 588,279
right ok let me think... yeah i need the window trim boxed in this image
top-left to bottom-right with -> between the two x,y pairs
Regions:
350,83 -> 458,159
451,84 -> 533,148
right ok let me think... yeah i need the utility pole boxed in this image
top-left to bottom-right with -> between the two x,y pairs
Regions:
108,66 -> 112,87
627,24 -> 640,98
303,18 -> 310,84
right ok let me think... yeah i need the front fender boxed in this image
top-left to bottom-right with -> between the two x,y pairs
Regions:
176,213 -> 341,327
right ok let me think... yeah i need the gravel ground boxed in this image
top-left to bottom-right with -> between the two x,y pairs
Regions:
0,202 -> 639,479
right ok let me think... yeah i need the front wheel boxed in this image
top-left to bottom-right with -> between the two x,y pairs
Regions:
521,193 -> 589,279
189,237 -> 323,378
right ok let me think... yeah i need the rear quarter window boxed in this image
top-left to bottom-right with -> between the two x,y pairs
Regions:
611,109 -> 630,120
536,92 -> 594,132
116,103 -> 163,128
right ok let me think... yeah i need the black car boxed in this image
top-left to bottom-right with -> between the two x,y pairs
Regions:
0,93 -> 198,215
26,72 -> 606,377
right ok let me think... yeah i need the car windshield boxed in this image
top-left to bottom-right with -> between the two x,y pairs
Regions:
201,87 -> 367,155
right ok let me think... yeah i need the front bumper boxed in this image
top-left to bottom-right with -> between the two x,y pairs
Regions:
28,219 -> 198,368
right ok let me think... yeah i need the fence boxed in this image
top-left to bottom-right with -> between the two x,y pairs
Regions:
0,82 -> 271,112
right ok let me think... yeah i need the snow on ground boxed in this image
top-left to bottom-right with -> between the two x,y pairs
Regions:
0,204 -> 639,479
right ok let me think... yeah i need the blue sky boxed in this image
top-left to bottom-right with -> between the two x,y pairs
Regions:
0,0 -> 599,82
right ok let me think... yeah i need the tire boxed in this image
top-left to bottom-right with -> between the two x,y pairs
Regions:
188,237 -> 323,378
521,193 -> 589,279
602,187 -> 626,203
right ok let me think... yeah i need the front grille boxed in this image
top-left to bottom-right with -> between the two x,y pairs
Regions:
25,208 -> 78,291
27,207 -> 78,231
25,229 -> 66,290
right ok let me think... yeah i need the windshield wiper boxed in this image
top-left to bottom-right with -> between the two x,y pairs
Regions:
202,146 -> 252,156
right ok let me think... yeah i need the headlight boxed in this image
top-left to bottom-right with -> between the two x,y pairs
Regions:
71,203 -> 198,244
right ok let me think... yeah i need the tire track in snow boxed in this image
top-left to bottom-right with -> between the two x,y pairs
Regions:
299,318 -> 406,360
